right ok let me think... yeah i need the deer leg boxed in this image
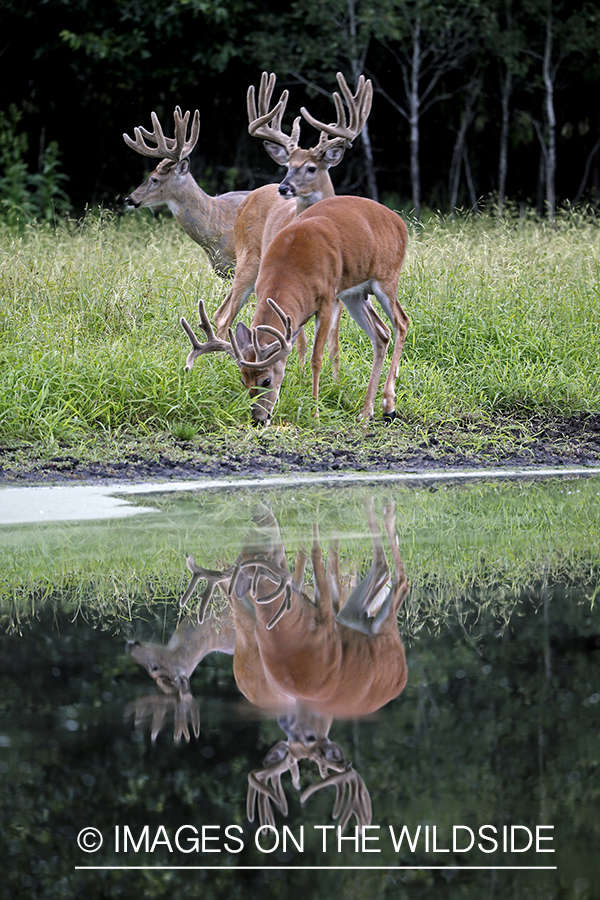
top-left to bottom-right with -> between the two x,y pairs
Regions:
296,327 -> 308,367
382,501 -> 410,616
327,298 -> 343,382
326,533 -> 341,614
310,523 -> 338,623
341,291 -> 390,420
335,497 -> 392,635
371,281 -> 410,419
213,248 -> 260,338
310,307 -> 332,415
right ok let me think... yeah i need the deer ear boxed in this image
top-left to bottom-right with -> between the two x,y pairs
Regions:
234,321 -> 253,352
176,674 -> 191,697
263,142 -> 290,166
175,158 -> 190,175
322,145 -> 346,167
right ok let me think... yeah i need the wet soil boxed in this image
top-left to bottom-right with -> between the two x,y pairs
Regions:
2,414 -> 600,486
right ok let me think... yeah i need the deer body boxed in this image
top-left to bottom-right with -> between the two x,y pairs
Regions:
126,163 -> 248,276
230,195 -> 410,423
124,108 -> 249,277
212,72 -> 372,343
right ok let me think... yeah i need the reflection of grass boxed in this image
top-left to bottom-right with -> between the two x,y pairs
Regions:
1,206 -> 599,458
1,477 -> 599,629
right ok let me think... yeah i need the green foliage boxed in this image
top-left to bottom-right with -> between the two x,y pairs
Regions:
0,106 -> 71,226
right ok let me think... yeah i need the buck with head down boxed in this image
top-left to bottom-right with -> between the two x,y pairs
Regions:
181,195 -> 410,424
123,106 -> 250,277
126,498 -> 408,830
211,70 -> 373,354
231,498 -> 408,831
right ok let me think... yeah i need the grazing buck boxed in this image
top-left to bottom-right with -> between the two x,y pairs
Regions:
123,106 -> 249,276
243,499 -> 408,831
126,498 -> 408,830
182,195 -> 410,424
212,70 -> 373,352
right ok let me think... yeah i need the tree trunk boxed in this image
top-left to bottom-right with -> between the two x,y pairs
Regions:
348,0 -> 378,201
498,68 -> 512,210
409,18 -> 422,216
542,14 -> 556,220
449,78 -> 480,211
360,121 -> 379,201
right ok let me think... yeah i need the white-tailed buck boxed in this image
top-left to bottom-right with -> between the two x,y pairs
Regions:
123,106 -> 249,276
182,195 -> 410,424
126,499 -> 408,830
126,606 -> 236,742
212,70 -> 373,351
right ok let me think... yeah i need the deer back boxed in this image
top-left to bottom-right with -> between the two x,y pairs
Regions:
254,196 -> 409,330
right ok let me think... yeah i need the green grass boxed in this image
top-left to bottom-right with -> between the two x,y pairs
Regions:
1,205 -> 599,453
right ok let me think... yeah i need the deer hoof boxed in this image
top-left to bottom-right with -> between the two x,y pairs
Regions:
382,410 -> 396,424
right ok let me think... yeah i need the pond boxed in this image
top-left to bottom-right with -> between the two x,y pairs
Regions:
1,473 -> 599,900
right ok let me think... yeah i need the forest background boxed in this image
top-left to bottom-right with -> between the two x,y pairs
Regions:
2,0 -> 600,220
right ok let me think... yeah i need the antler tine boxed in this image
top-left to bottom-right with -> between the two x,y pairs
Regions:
124,107 -> 200,160
173,106 -> 201,159
300,764 -> 373,832
247,72 -> 299,152
123,110 -> 180,160
301,72 -> 373,150
247,742 -> 299,827
180,299 -> 237,370
228,298 -> 293,371
180,555 -> 235,623
228,557 -> 297,629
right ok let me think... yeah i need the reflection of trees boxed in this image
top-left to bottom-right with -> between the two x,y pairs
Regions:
0,510 -> 598,897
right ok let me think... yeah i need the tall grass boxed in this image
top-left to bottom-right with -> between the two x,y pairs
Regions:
1,205 -> 599,445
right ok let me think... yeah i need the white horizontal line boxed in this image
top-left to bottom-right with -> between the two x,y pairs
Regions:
74,865 -> 558,871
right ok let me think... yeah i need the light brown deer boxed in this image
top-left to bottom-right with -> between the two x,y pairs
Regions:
211,71 -> 373,361
125,604 -> 236,742
181,195 -> 410,424
123,106 -> 250,276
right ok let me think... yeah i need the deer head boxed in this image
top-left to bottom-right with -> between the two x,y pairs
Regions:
123,106 -> 200,209
181,298 -> 294,424
248,71 -> 372,207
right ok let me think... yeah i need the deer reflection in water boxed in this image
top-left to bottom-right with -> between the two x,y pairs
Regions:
126,497 -> 408,830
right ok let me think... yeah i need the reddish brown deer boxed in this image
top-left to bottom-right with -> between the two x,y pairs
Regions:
123,106 -> 249,276
212,71 -> 373,363
239,497 -> 408,831
127,498 -> 408,830
181,195 -> 410,424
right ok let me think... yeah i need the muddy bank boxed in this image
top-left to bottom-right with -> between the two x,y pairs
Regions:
2,414 -> 600,486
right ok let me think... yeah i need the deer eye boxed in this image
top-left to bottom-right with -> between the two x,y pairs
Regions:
260,378 -> 271,388
149,176 -> 158,185
307,165 -> 317,174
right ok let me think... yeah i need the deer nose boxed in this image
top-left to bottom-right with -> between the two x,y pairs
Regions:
124,196 -> 139,208
278,183 -> 296,198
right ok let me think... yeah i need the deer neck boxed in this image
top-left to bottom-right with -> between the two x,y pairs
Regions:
294,173 -> 336,214
166,175 -> 238,275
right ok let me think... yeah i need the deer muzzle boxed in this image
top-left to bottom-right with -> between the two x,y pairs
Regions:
278,181 -> 296,199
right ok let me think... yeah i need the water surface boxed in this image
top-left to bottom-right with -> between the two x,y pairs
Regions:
1,475 -> 598,899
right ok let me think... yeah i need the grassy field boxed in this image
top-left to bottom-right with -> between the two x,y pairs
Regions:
1,205 -> 600,465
